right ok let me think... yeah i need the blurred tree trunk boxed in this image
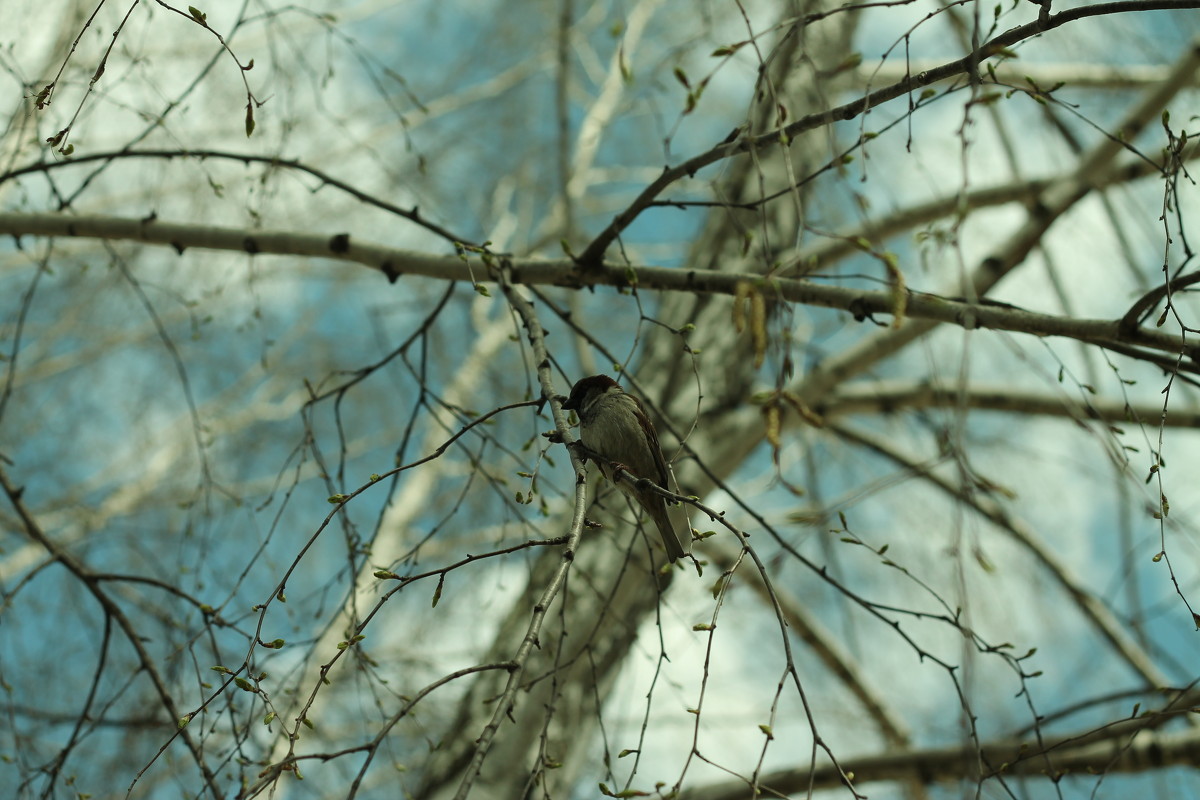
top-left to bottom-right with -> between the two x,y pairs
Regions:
416,2 -> 861,797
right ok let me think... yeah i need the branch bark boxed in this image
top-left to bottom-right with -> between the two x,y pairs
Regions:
1,212 -> 1196,369
680,690 -> 1200,799
818,381 -> 1199,427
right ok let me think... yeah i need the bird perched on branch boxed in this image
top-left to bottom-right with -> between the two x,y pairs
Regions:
561,375 -> 690,562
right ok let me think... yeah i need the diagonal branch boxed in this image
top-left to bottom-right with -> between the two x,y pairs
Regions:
577,9 -> 1200,263
0,466 -> 223,800
707,537 -> 912,748
680,688 -> 1200,799
799,35 -> 1200,398
828,421 -> 1171,689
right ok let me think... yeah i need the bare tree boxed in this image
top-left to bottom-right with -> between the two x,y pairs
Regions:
2,1 -> 1200,799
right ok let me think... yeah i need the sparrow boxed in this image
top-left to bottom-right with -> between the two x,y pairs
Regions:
561,375 -> 690,562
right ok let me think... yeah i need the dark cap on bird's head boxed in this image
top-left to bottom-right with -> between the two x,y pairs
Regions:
561,375 -> 620,411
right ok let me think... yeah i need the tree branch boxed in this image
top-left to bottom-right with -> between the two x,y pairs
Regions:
681,691 -> 1200,799
818,381 -> 1200,427
828,422 -> 1171,689
2,211 -> 1196,369
577,8 -> 1200,263
0,149 -> 475,247
0,466 -> 223,800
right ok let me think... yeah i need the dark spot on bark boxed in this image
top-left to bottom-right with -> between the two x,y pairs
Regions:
329,233 -> 351,254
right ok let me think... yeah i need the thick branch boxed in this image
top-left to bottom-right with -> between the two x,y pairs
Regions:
1,212 -> 1195,368
681,701 -> 1200,800
858,59 -> 1194,91
819,381 -> 1197,427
